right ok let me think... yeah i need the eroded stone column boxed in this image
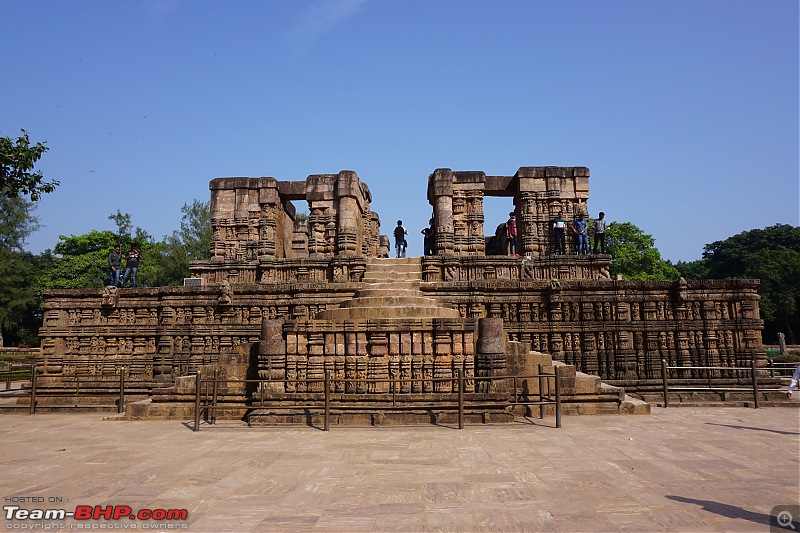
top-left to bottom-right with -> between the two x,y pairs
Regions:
259,319 -> 285,392
475,317 -> 506,392
430,169 -> 454,255
336,171 -> 361,256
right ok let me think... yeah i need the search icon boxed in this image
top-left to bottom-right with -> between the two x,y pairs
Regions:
778,510 -> 796,530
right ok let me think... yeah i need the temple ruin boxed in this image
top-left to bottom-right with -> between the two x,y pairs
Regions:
34,166 -> 769,421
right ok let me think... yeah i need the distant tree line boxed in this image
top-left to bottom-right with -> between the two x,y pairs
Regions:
675,224 -> 800,345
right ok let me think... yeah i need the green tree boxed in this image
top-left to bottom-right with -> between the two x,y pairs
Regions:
0,249 -> 50,346
0,195 -> 43,346
150,200 -> 211,286
674,259 -> 709,280
0,130 -> 58,200
605,221 -> 680,280
106,210 -> 161,287
38,230 -> 119,289
38,204 -> 210,291
0,195 -> 40,250
696,224 -> 800,344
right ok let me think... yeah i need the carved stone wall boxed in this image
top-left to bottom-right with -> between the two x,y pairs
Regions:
269,318 -> 477,394
37,275 -> 763,393
428,166 -> 593,258
37,284 -> 358,390
200,171 -> 380,285
422,278 -> 763,380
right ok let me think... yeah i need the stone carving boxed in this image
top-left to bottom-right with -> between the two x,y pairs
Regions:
101,285 -> 119,308
218,281 -> 233,306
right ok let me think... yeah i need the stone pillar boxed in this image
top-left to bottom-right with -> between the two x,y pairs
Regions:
517,168 -> 547,257
336,171 -> 361,256
475,318 -> 506,392
259,319 -> 285,392
257,182 -> 281,258
430,169 -> 454,255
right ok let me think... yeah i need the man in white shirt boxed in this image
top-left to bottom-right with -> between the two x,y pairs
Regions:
787,365 -> 800,399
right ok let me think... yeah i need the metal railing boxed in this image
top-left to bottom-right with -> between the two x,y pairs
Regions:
2,362 -> 31,391
766,360 -> 799,378
660,359 -> 785,408
193,367 -> 562,432
2,365 -> 129,414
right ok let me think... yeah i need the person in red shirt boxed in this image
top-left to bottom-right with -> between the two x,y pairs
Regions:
506,212 -> 518,257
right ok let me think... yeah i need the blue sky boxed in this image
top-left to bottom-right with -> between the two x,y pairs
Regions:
3,0 -> 797,262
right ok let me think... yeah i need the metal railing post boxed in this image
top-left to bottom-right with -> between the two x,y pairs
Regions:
513,375 -> 518,406
193,370 -> 201,432
324,370 -> 331,431
5,362 -> 10,391
661,359 -> 669,408
458,368 -> 464,430
29,365 -> 37,414
750,358 -> 760,409
538,363 -> 545,419
118,366 -> 125,414
211,368 -> 218,425
554,366 -> 562,429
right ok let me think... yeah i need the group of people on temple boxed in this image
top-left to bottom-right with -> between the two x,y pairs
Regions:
497,210 -> 610,257
397,211 -> 609,259
548,210 -> 607,256
107,244 -> 143,287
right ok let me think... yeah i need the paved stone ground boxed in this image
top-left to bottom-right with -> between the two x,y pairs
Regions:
0,408 -> 798,532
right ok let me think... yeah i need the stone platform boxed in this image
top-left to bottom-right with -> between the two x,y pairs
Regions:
0,407 -> 798,531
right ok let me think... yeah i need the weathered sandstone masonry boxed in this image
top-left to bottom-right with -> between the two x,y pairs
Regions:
34,166 -> 767,417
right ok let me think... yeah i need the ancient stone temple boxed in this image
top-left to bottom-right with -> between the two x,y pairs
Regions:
35,166 -> 767,420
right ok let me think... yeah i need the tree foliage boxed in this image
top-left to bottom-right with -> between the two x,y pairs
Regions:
38,230 -> 119,289
36,202 -> 211,290
0,196 -> 44,346
0,195 -> 40,251
152,200 -> 212,286
0,193 -> 211,345
679,224 -> 800,344
0,130 -> 58,201
605,221 -> 680,280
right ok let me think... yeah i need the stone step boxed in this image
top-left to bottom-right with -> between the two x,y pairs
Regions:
357,281 -> 418,288
362,273 -> 421,282
363,264 -> 421,273
315,305 -> 461,320
311,255 -> 455,320
367,258 -> 421,266
337,296 -> 451,309
355,287 -> 422,298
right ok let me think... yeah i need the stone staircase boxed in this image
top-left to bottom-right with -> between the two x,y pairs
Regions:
315,257 -> 460,320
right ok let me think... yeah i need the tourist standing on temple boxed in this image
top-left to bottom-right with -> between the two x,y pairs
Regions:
572,213 -> 589,255
787,365 -> 800,399
593,211 -> 607,254
394,220 -> 407,258
552,212 -> 567,254
107,244 -> 122,287
121,244 -> 143,288
506,212 -> 518,257
421,218 -> 435,256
